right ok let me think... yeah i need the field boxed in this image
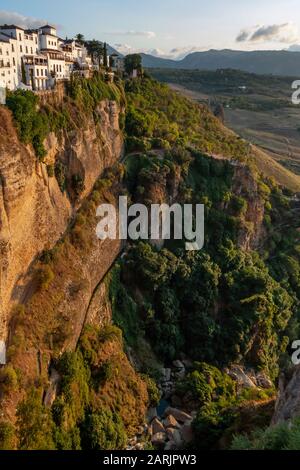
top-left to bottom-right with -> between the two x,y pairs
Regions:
150,69 -> 300,176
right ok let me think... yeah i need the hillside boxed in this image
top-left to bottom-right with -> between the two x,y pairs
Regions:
1,75 -> 300,450
150,68 -> 300,183
142,49 -> 300,76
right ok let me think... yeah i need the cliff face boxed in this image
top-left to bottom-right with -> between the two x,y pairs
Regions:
0,99 -> 123,340
272,368 -> 300,425
232,164 -> 266,251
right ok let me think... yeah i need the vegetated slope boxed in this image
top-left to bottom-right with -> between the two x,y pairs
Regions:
1,76 -> 300,450
125,76 -> 300,192
109,77 -> 300,448
142,49 -> 300,76
150,68 -> 300,178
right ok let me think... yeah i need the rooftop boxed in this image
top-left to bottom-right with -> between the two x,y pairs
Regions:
0,24 -> 25,31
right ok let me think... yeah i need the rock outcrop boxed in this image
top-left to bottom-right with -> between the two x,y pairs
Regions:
0,99 -> 123,340
272,368 -> 300,425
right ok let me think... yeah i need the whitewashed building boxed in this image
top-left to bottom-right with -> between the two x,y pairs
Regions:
0,23 -> 96,91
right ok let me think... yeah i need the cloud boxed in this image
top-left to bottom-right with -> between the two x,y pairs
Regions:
169,46 -> 209,59
236,23 -> 299,44
114,43 -> 207,60
236,30 -> 251,42
108,30 -> 156,39
0,10 -> 50,29
114,43 -> 134,55
287,44 -> 300,51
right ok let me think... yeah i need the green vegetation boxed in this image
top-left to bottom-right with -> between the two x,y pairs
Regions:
232,418 -> 300,450
6,74 -> 124,162
4,73 -> 300,451
4,324 -> 148,450
125,76 -> 248,159
175,363 -> 274,449
124,54 -> 143,75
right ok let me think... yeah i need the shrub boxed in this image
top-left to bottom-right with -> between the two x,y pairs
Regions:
6,90 -> 49,160
0,365 -> 18,394
0,422 -> 16,450
81,409 -> 127,450
17,388 -> 55,450
55,161 -> 66,192
36,265 -> 55,290
142,375 -> 161,407
47,164 -> 55,177
231,418 -> 300,450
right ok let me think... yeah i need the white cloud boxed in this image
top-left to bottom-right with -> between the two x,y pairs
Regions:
114,43 -> 134,55
236,23 -> 299,44
0,10 -> 50,29
114,43 -> 208,60
108,30 -> 156,39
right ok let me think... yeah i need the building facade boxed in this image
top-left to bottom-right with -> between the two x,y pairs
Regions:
0,23 -> 95,91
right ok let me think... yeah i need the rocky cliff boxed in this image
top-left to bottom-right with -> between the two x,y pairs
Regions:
0,98 -> 123,340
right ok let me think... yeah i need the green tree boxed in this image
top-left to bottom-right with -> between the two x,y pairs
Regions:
124,54 -> 142,75
75,33 -> 85,45
81,409 -> 127,450
103,42 -> 108,68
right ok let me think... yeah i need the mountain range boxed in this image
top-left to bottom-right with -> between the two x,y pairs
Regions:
141,49 -> 300,76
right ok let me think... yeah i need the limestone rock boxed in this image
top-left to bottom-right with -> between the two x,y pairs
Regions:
151,418 -> 165,435
164,441 -> 177,451
151,432 -> 167,447
256,372 -> 273,389
166,428 -> 183,448
180,421 -> 194,444
147,407 -> 158,423
164,407 -> 192,423
164,414 -> 180,429
227,365 -> 257,389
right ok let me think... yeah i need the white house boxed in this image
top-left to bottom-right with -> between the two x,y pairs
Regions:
0,22 -> 98,91
0,32 -> 18,90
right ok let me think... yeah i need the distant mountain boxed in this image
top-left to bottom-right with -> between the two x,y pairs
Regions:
141,53 -> 177,68
142,49 -> 300,76
107,44 -> 123,57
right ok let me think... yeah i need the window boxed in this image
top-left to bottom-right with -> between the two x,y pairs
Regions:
11,44 -> 14,52
19,33 -> 22,41
36,69 -> 39,76
0,49 -> 2,55
31,47 -> 33,54
13,58 -> 15,66
26,46 -> 28,54
41,69 -> 43,76
20,45 -> 22,53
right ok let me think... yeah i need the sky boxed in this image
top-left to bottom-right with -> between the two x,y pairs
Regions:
1,0 -> 300,59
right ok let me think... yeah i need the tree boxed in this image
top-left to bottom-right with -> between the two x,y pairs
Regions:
85,40 -> 104,67
103,42 -> 108,68
214,103 -> 225,124
124,54 -> 142,76
81,409 -> 127,450
75,33 -> 85,45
